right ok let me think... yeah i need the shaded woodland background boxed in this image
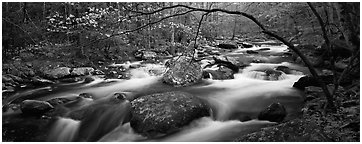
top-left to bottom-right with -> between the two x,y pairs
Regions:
3,2 -> 357,60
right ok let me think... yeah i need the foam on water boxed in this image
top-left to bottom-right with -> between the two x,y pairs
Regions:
7,55 -> 308,142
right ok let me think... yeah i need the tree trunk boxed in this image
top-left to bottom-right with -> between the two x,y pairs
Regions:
231,16 -> 237,40
22,2 -> 27,23
43,2 -> 46,21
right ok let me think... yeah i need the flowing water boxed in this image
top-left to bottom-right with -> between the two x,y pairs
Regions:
2,42 -> 309,142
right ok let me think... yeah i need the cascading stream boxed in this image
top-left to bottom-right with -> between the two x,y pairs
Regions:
3,43 -> 308,142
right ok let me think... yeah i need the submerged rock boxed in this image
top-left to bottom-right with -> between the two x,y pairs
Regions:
163,56 -> 203,87
130,91 -> 210,138
20,100 -> 54,115
258,102 -> 287,123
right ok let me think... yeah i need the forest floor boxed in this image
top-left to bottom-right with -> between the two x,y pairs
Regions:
2,37 -> 360,142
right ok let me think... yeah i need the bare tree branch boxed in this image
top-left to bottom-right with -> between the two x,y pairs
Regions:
81,9 -> 196,48
192,12 -> 209,59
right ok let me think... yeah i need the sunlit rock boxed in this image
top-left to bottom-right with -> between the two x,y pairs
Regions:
130,91 -> 210,138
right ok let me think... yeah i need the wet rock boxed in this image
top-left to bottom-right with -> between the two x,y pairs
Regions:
258,102 -> 287,123
217,43 -> 238,49
30,76 -> 55,86
130,91 -> 210,138
275,66 -> 291,74
71,67 -> 95,76
108,62 -> 131,70
20,100 -> 54,115
255,69 -> 285,81
163,56 -> 203,87
203,66 -> 235,80
246,50 -> 259,54
258,48 -> 271,51
213,56 -> 241,72
58,77 -> 83,83
240,42 -> 253,48
84,76 -> 95,83
234,119 -> 332,142
293,74 -> 334,90
44,67 -> 71,79
293,76 -> 322,90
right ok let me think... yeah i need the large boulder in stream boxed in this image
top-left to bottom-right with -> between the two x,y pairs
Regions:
130,91 -> 210,138
20,100 -> 54,115
163,56 -> 203,87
